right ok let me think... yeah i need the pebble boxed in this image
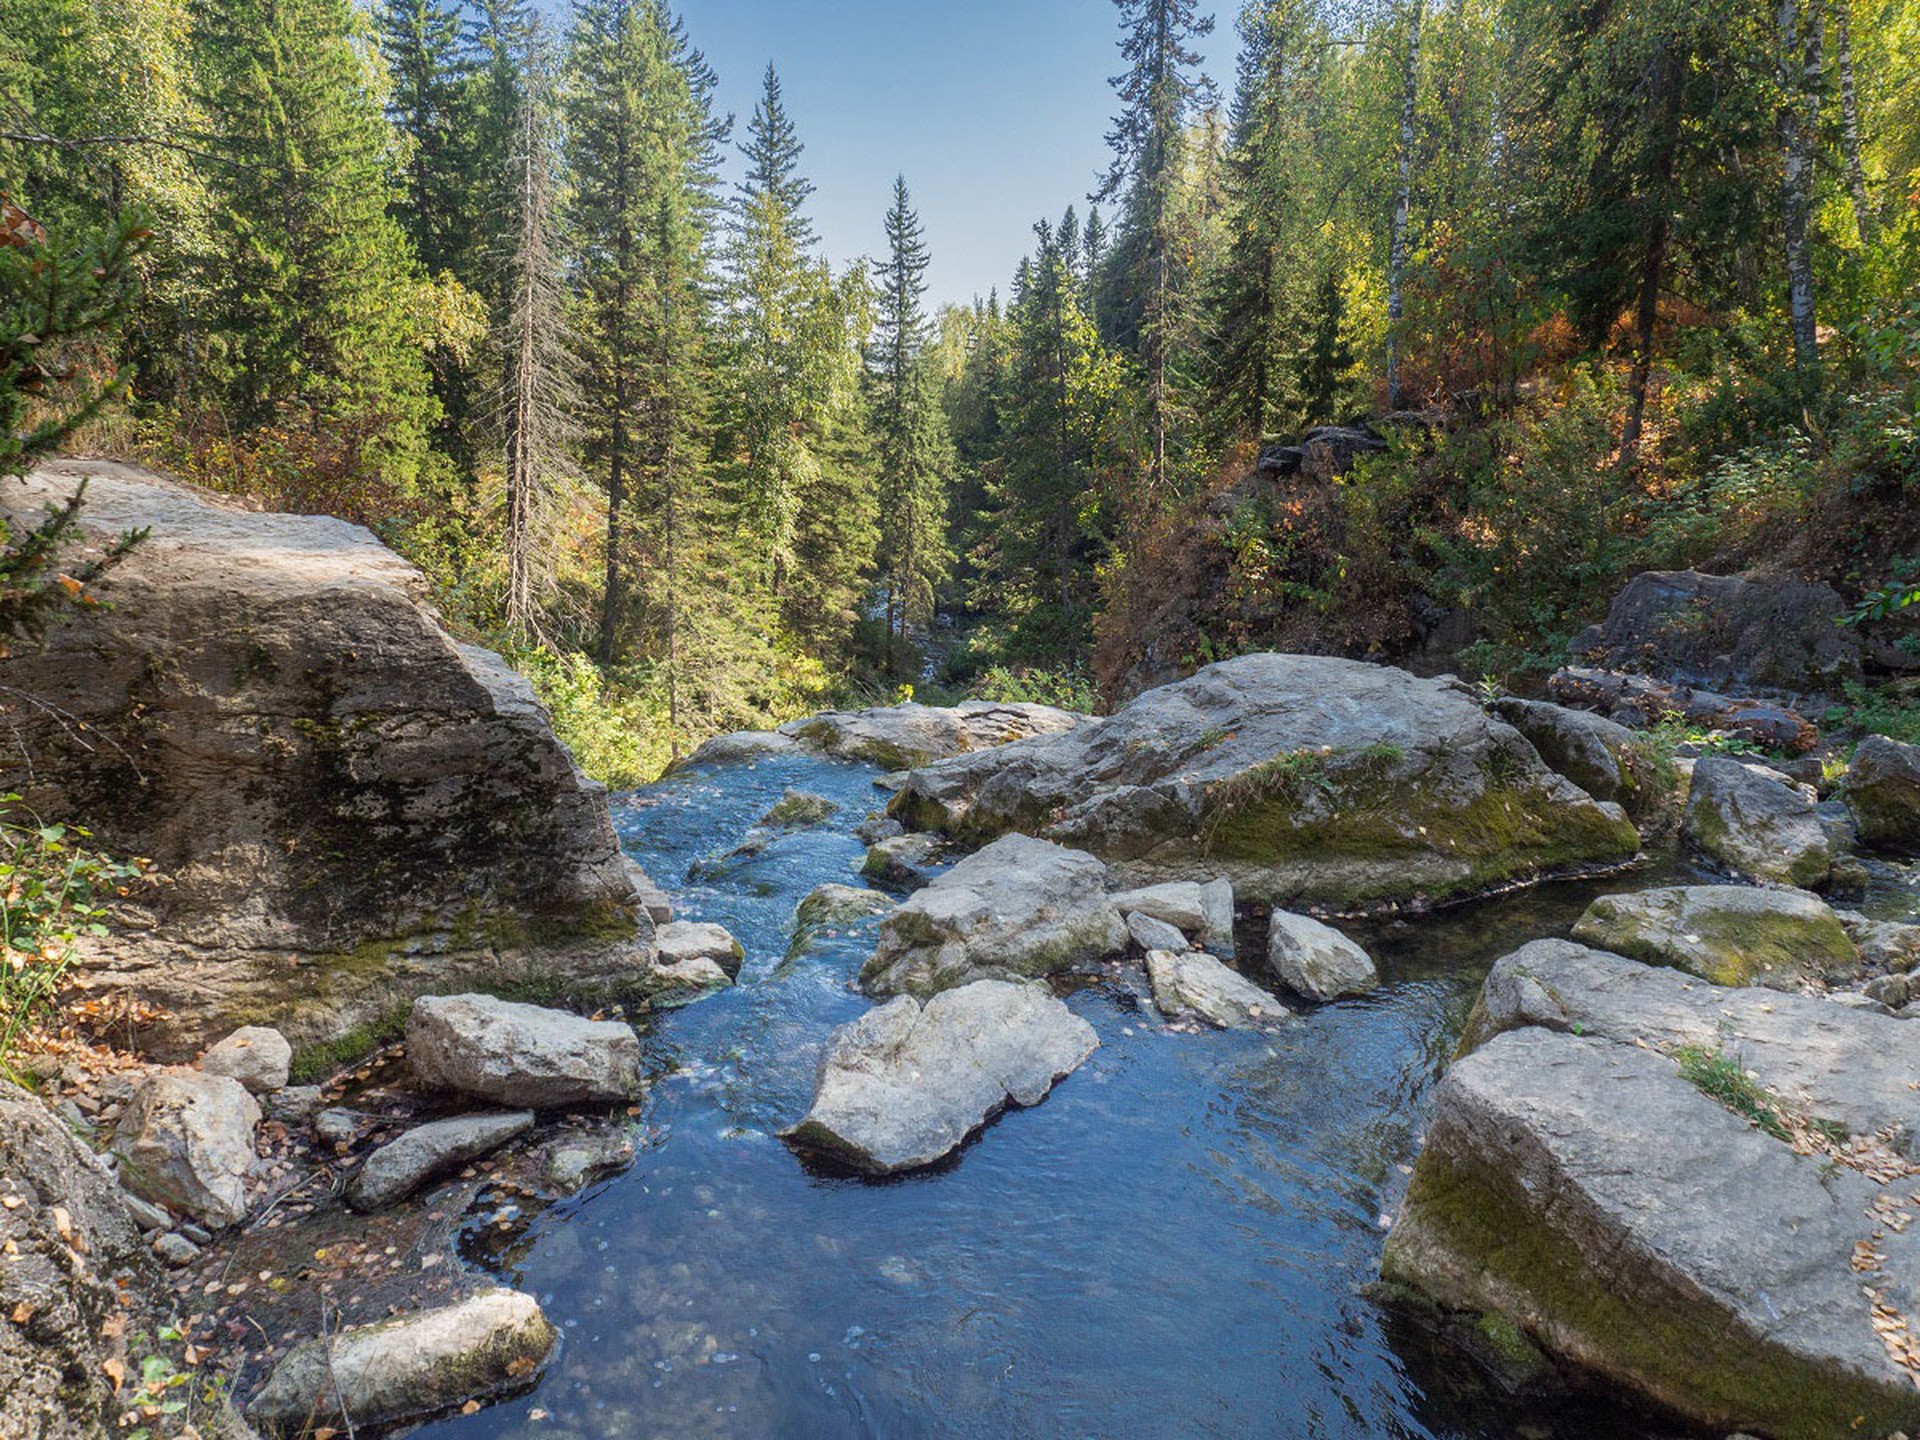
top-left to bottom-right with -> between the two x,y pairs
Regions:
314,1109 -> 360,1146
153,1232 -> 201,1267
180,1222 -> 213,1245
121,1191 -> 173,1233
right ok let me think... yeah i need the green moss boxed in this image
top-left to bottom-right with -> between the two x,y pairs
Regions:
1202,765 -> 1640,911
763,790 -> 839,829
1383,1142 -> 1920,1439
1573,895 -> 1857,988
289,1003 -> 408,1083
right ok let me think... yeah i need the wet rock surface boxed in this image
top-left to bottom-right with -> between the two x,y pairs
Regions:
1146,950 -> 1289,1030
894,654 -> 1640,910
859,834 -> 1127,998
348,1111 -> 536,1211
782,980 -> 1099,1175
1268,911 -> 1379,1001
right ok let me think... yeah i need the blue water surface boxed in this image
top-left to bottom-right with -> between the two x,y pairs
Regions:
413,749 -> 1695,1440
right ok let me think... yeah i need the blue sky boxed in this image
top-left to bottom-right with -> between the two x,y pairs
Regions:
684,0 -> 1241,310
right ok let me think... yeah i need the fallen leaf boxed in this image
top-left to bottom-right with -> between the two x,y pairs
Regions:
102,1357 -> 125,1393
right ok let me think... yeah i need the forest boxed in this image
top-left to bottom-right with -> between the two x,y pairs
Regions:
3,0 -> 1918,782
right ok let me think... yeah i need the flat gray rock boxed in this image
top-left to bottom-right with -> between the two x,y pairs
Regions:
779,701 -> 1087,770
1267,911 -> 1378,1001
1571,884 -> 1858,988
1463,939 -> 1920,1155
860,834 -> 1127,997
1685,756 -> 1834,889
110,1070 -> 260,1228
1125,910 -> 1190,953
1108,878 -> 1235,951
893,654 -> 1639,910
782,980 -> 1098,1175
348,1111 -> 534,1211
247,1288 -> 556,1435
655,920 -> 744,979
1146,950 -> 1289,1029
1383,1028 -> 1920,1439
407,994 -> 641,1109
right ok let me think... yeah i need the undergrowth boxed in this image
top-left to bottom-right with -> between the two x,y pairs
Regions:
1672,1042 -> 1788,1142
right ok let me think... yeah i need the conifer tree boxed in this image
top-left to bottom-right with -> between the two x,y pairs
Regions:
719,64 -> 864,589
497,17 -> 573,638
379,0 -> 480,281
191,0 -> 439,478
1096,0 -> 1215,500
870,175 -> 953,653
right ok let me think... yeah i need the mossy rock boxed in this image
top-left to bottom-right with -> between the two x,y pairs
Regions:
1570,885 -> 1858,989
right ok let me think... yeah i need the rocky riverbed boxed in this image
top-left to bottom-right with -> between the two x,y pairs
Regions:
12,464 -> 1920,1440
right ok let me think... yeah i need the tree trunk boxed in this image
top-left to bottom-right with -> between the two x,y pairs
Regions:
1620,49 -> 1685,460
1777,0 -> 1823,376
504,87 -> 538,638
1385,0 -> 1423,413
600,400 -> 625,666
1834,0 -> 1876,244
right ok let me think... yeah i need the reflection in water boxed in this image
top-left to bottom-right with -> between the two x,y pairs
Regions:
413,751 -> 1702,1440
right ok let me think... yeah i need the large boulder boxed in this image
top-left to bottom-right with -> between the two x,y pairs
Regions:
859,835 -> 1128,997
0,462 -> 657,1061
1684,756 -> 1835,889
110,1070 -> 260,1228
1569,569 -> 1863,695
347,1111 -> 534,1211
1267,911 -> 1379,1001
1570,885 -> 1858,989
246,1288 -> 556,1435
0,1081 -> 152,1440
406,994 -> 642,1108
1382,1027 -> 1920,1440
776,701 -> 1088,771
893,655 -> 1640,911
780,980 -> 1098,1175
1844,735 -> 1920,850
1462,940 -> 1920,1153
1146,950 -> 1290,1030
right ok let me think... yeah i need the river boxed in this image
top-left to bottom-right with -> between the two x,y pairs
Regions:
414,745 -> 1704,1440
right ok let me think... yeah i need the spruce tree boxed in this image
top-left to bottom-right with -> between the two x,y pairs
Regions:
869,175 -> 953,655
379,0 -> 479,280
191,0 -> 438,481
1096,0 -> 1215,500
719,64 -> 864,592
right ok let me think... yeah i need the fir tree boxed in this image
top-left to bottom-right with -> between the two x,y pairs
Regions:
191,0 -> 439,478
1096,0 -> 1215,500
869,175 -> 952,654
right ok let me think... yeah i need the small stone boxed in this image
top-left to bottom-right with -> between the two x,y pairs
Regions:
152,1232 -> 201,1267
1267,912 -> 1379,1001
348,1112 -> 535,1212
263,1085 -> 325,1123
313,1109 -> 361,1146
1125,911 -> 1189,954
654,921 -> 746,981
121,1190 -> 172,1233
407,994 -> 642,1109
198,1026 -> 294,1094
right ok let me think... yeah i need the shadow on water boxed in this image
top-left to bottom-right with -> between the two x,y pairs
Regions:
411,751 -> 1712,1440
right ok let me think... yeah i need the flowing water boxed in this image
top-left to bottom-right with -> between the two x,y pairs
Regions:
413,749 -> 1732,1440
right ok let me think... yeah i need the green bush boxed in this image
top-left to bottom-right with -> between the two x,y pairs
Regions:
515,647 -> 674,789
0,797 -> 144,1072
